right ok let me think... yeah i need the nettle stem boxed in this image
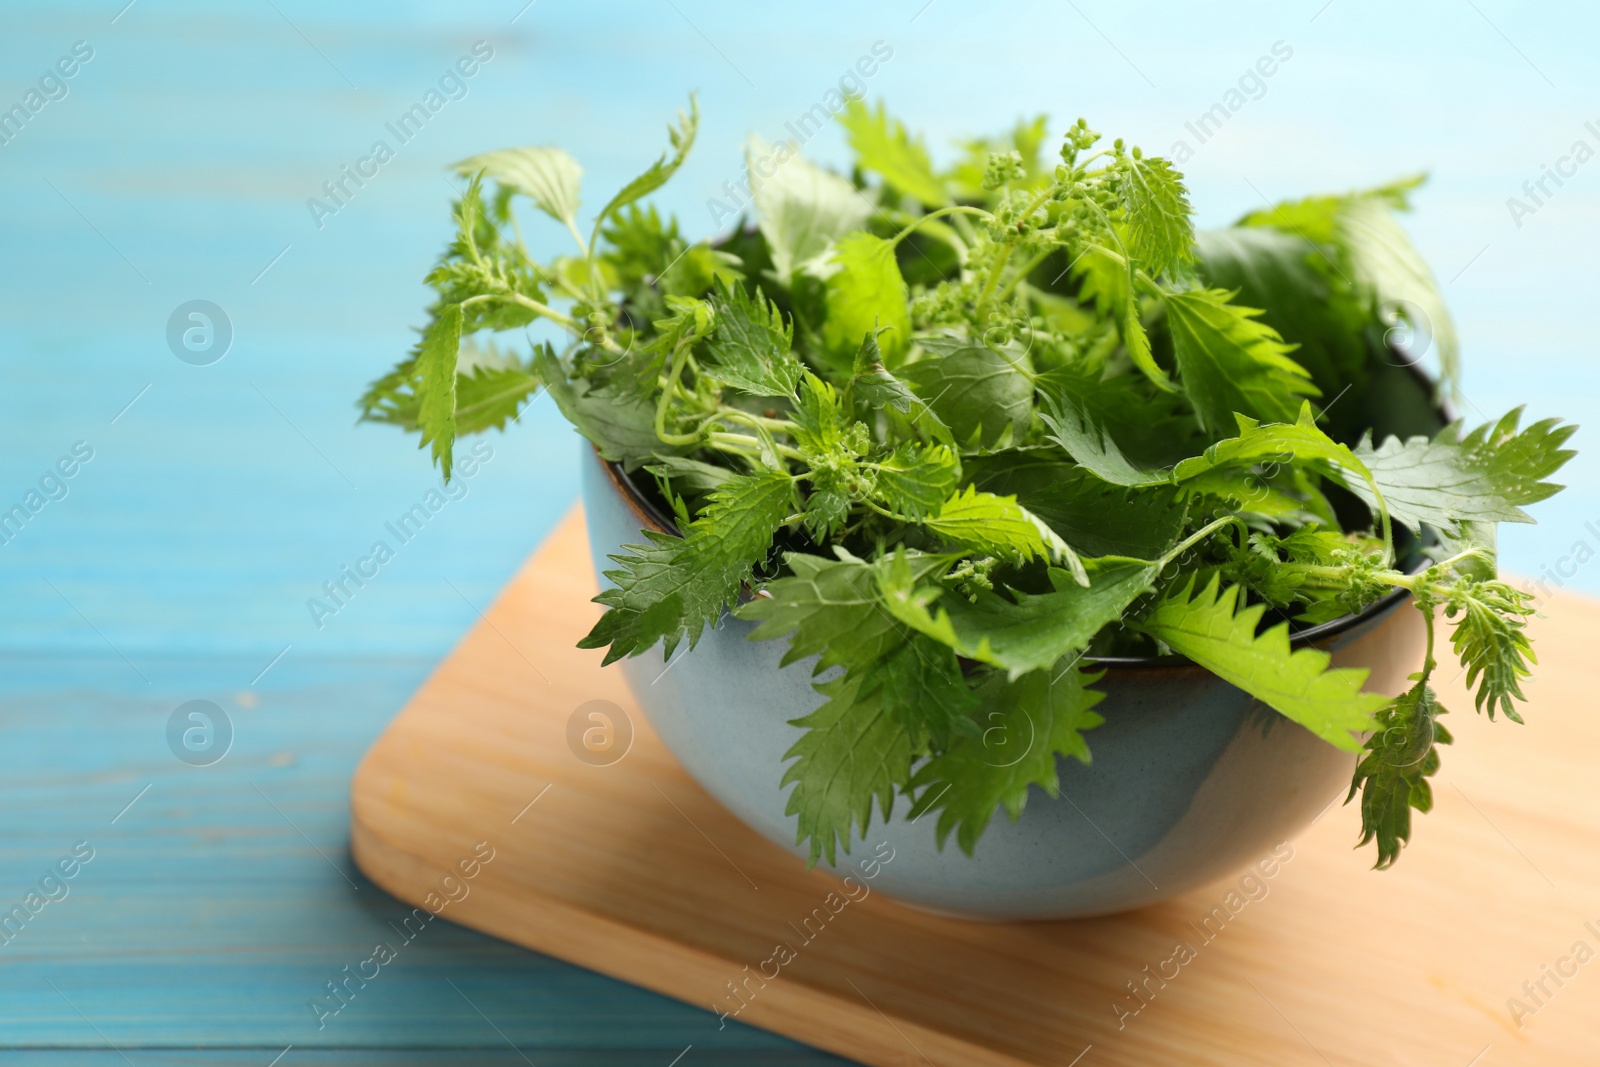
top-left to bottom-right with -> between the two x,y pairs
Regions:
891,205 -> 992,248
654,339 -> 699,445
975,185 -> 1057,314
1157,515 -> 1246,568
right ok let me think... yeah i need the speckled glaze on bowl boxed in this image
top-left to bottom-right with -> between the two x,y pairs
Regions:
580,446 -> 1426,920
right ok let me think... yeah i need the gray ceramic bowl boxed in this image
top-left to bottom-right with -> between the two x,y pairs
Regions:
580,445 -> 1427,920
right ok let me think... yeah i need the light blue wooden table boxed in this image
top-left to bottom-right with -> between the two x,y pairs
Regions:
2,0 -> 1595,1061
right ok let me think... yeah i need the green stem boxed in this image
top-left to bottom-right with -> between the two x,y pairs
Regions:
976,186 -> 1057,314
1418,596 -> 1437,677
890,205 -> 992,248
717,408 -> 798,435
997,247 -> 1055,301
502,293 -> 588,338
1157,515 -> 1245,569
707,431 -> 805,462
654,340 -> 699,446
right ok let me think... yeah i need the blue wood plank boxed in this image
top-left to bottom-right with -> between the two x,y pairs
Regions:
0,653 -> 844,1060
2,0 -> 1598,1057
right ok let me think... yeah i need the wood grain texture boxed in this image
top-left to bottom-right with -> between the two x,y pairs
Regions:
352,507 -> 1600,1067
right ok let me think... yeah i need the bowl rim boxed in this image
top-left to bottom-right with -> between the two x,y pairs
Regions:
594,363 -> 1452,669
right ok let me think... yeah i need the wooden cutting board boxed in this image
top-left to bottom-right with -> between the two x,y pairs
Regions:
350,508 -> 1600,1066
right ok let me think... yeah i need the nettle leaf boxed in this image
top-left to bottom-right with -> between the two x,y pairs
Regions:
456,146 -> 582,230
1119,153 -> 1195,277
453,364 -> 540,435
1136,576 -> 1391,752
703,276 -> 804,397
1072,243 -> 1130,318
738,549 -> 951,670
647,455 -> 735,498
905,334 -> 1034,449
908,666 -> 1107,854
360,338 -> 539,439
1164,288 -> 1319,435
1347,675 -> 1451,869
880,553 -> 1158,677
922,485 -> 1083,579
820,232 -> 911,368
838,99 -> 948,207
1170,404 -> 1371,487
781,673 -> 911,866
874,443 -> 961,520
591,97 -> 699,245
1350,408 -> 1577,531
1196,227 -> 1371,405
1072,245 -> 1173,392
848,332 -> 953,444
1039,393 -> 1160,487
875,636 -> 980,750
1240,176 -> 1461,399
1339,196 -> 1458,395
533,345 -> 677,467
742,550 -> 978,762
965,452 -> 1188,560
1446,580 -> 1537,722
790,373 -> 848,457
580,468 -> 795,663
415,302 -> 464,479
748,136 -> 872,285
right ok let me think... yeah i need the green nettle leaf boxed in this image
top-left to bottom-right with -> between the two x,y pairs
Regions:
747,136 -> 872,285
1338,196 -> 1459,395
781,673 -> 912,866
908,666 -> 1107,854
821,232 -> 911,368
590,97 -> 699,245
1446,580 -> 1537,722
738,549 -> 952,670
1071,243 -> 1131,318
702,277 -> 804,397
1039,394 -> 1160,487
1239,176 -> 1461,399
801,471 -> 853,541
1164,288 -> 1319,435
533,345 -> 678,467
922,485 -> 1083,579
360,340 -> 539,439
880,553 -> 1158,676
1119,154 -> 1195,277
1195,227 -> 1371,406
580,468 -> 795,663
646,455 -> 735,497
905,335 -> 1035,449
1137,576 -> 1391,751
790,373 -> 848,458
1347,675 -> 1451,869
965,453 -> 1189,560
1072,246 -> 1173,392
452,364 -> 540,435
1170,404 -> 1372,488
848,333 -> 953,444
455,146 -> 583,230
838,99 -> 948,208
415,303 -> 464,479
875,636 -> 981,749
1350,408 -> 1577,531
873,443 -> 961,520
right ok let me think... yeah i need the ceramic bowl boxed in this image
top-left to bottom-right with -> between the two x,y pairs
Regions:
579,441 -> 1432,920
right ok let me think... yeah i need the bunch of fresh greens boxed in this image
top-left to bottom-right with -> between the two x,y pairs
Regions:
361,98 -> 1575,870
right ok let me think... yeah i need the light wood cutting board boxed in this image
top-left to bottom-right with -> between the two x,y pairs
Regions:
351,507 -> 1600,1066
